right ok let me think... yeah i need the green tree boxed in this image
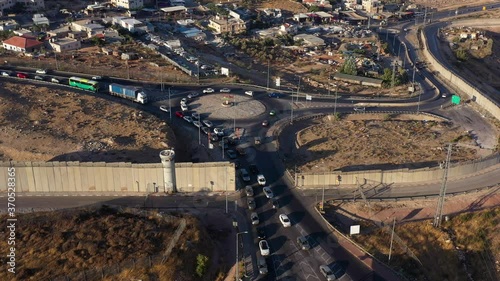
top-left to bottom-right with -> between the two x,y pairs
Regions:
308,5 -> 320,12
196,254 -> 209,277
455,48 -> 468,61
339,56 -> 357,75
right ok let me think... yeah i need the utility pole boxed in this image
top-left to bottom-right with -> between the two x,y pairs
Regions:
296,77 -> 301,103
391,60 -> 397,89
388,217 -> 396,263
417,88 -> 422,114
423,7 -> 428,26
290,92 -> 294,124
434,144 -> 453,228
412,65 -> 416,85
334,87 -> 338,117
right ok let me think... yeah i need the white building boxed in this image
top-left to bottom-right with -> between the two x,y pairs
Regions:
0,19 -> 18,31
33,14 -> 49,26
49,37 -> 81,53
112,0 -> 143,10
112,16 -> 147,33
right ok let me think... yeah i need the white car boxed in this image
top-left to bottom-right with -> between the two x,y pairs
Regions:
203,88 -> 214,93
279,214 -> 291,227
181,104 -> 188,111
159,105 -> 169,112
202,120 -> 213,128
183,116 -> 193,123
193,121 -> 202,128
36,69 -> 47,74
263,186 -> 274,198
259,240 -> 270,256
1,71 -> 10,76
257,174 -> 266,186
250,212 -> 259,225
187,92 -> 199,99
214,127 -> 224,136
220,88 -> 231,93
245,90 -> 253,96
92,76 -> 102,80
50,77 -> 60,83
181,98 -> 188,105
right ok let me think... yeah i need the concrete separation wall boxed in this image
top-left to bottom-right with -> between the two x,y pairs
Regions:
421,21 -> 500,122
0,161 -> 235,193
296,153 -> 500,187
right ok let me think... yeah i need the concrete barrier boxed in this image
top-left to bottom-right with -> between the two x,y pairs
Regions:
296,153 -> 500,187
0,161 -> 235,193
421,21 -> 500,122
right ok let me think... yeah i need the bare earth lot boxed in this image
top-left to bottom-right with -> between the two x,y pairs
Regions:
0,206 -> 222,281
291,114 -> 480,173
0,81 -> 174,163
327,190 -> 500,281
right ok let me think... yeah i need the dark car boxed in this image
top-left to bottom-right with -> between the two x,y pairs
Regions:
268,92 -> 282,98
257,228 -> 266,240
249,164 -> 259,174
271,198 -> 279,209
262,120 -> 269,127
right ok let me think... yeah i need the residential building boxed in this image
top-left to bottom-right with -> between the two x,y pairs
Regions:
112,0 -> 143,10
0,19 -> 18,31
112,16 -> 147,33
280,23 -> 298,35
2,35 -> 43,53
294,34 -> 325,47
208,15 -> 246,34
0,0 -> 44,14
47,26 -> 71,39
13,28 -> 33,37
33,14 -> 49,26
49,37 -> 81,52
362,0 -> 383,14
71,19 -> 105,37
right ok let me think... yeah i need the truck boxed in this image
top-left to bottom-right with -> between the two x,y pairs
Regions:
108,83 -> 148,104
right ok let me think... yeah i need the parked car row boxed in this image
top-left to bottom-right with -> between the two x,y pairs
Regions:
1,70 -> 62,83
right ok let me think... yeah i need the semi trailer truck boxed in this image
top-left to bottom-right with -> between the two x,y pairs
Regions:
108,83 -> 148,104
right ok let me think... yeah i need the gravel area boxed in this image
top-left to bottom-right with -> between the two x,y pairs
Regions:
192,94 -> 267,120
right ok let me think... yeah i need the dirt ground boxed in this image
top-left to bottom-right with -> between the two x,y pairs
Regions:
411,0 -> 498,11
0,81 -> 174,163
0,206 -> 221,281
291,114 -> 482,173
440,25 -> 500,93
327,189 -> 500,281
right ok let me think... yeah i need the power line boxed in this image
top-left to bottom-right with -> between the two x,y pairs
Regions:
434,143 -> 453,228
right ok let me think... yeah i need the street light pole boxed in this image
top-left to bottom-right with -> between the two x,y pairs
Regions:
412,65 -> 416,85
225,171 -> 228,214
236,231 -> 249,281
417,90 -> 422,114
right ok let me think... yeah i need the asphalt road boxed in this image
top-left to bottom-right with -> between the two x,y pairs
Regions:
2,4 -> 500,280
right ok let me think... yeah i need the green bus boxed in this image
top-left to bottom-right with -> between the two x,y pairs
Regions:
68,76 -> 100,92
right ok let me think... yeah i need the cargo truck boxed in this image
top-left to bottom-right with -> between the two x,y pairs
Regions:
108,83 -> 148,104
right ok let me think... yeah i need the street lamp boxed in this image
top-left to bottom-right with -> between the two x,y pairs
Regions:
168,87 -> 172,120
236,231 -> 249,281
233,95 -> 236,138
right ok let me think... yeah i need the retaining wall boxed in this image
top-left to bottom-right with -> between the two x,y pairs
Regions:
0,161 -> 235,193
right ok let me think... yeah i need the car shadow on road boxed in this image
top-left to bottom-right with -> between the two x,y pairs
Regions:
288,211 -> 306,224
269,235 -> 288,253
263,222 -> 280,238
